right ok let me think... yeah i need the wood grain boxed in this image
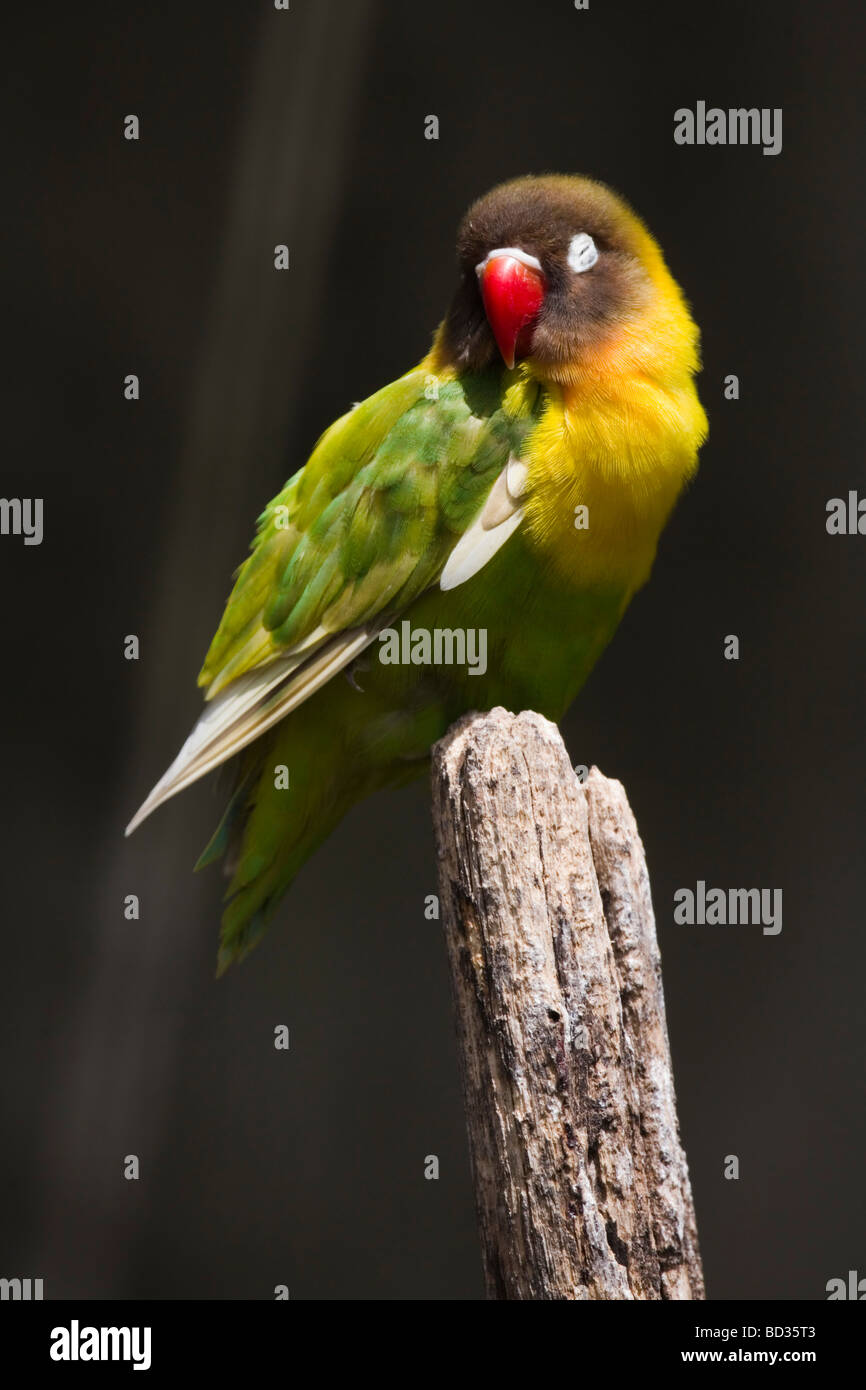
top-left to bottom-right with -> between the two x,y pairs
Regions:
431,708 -> 704,1300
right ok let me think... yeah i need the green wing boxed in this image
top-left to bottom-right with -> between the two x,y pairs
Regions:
200,367 -> 539,692
125,363 -> 543,834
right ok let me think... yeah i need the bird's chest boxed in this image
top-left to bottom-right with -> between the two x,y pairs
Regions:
522,388 -> 694,594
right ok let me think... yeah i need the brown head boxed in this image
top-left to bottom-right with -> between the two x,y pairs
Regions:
432,174 -> 677,386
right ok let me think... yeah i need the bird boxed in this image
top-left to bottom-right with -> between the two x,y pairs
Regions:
126,174 -> 708,974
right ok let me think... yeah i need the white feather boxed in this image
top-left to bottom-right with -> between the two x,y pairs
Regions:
439,456 -> 526,592
125,626 -> 380,835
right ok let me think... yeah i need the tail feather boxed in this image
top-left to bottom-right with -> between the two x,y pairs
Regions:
198,702 -> 351,973
125,624 -> 381,837
194,767 -> 256,873
195,678 -> 445,973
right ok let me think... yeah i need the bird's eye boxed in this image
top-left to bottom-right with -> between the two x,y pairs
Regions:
567,232 -> 599,274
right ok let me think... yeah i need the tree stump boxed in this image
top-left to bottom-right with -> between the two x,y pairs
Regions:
431,708 -> 704,1300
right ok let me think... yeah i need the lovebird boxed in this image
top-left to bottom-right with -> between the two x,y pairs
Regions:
127,174 -> 708,973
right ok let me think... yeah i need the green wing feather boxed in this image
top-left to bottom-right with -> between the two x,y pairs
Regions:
199,365 -> 541,698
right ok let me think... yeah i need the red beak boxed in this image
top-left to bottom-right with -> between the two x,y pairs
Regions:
478,253 -> 547,369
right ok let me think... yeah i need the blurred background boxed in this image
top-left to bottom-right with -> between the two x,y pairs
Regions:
2,0 -> 864,1299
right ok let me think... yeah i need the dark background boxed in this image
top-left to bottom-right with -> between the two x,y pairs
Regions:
2,0 -> 864,1299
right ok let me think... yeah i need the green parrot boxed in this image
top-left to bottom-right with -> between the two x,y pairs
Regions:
127,174 -> 707,972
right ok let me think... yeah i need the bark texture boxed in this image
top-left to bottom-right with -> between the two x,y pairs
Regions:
431,708 -> 704,1300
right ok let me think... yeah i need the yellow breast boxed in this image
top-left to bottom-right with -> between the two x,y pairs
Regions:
523,374 -> 706,593
521,245 -> 708,594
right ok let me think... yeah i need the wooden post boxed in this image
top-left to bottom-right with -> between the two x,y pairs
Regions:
431,708 -> 704,1300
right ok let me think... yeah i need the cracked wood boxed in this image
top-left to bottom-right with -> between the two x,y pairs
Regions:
431,707 -> 704,1300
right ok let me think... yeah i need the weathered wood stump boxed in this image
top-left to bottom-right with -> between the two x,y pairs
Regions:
431,708 -> 704,1300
